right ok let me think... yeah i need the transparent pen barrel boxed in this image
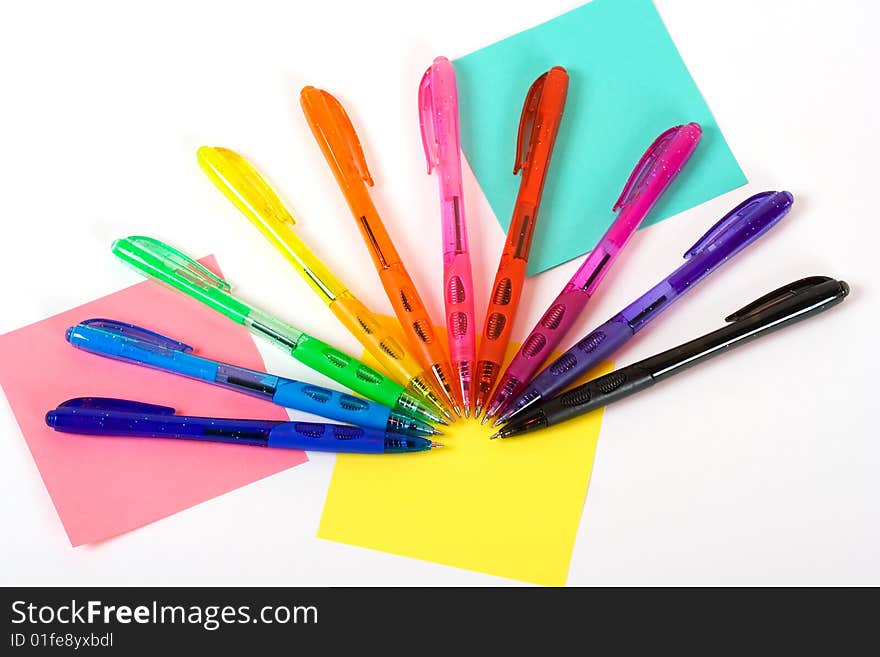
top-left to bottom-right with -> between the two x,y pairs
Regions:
244,308 -> 305,353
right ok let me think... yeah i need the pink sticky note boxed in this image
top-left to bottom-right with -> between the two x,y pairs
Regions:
0,256 -> 307,546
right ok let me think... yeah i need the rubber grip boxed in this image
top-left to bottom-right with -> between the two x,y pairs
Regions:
444,252 -> 476,366
291,334 -> 404,409
330,294 -> 422,388
476,257 -> 527,400
267,422 -> 387,453
545,366 -> 654,424
507,314 -> 633,414
273,380 -> 391,431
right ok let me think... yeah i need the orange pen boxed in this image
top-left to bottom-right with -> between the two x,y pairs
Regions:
475,66 -> 569,421
301,86 -> 460,418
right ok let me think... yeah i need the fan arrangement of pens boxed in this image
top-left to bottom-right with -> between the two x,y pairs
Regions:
45,57 -> 849,452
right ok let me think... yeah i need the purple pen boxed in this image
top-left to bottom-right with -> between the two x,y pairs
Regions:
496,190 -> 794,426
481,123 -> 702,423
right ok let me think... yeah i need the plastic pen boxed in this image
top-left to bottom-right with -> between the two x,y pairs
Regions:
497,190 -> 795,426
111,236 -> 444,425
67,319 -> 440,436
474,66 -> 569,419
481,122 -> 702,423
419,56 -> 477,416
492,276 -> 849,439
300,86 -> 459,417
196,146 -> 449,419
46,397 -> 442,454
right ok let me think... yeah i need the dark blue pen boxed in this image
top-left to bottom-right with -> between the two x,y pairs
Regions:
66,319 -> 440,437
46,398 -> 441,454
496,191 -> 794,426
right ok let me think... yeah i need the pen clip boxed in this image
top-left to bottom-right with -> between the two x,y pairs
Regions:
613,126 -> 682,212
301,87 -> 373,186
418,66 -> 440,174
77,318 -> 194,353
55,397 -> 176,416
683,192 -> 777,259
724,276 -> 835,322
123,236 -> 231,292
514,70 -> 548,174
197,146 -> 296,227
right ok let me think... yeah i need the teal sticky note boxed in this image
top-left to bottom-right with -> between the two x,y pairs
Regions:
454,0 -> 747,276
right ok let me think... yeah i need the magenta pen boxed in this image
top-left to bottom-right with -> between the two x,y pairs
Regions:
419,56 -> 477,417
482,123 -> 702,423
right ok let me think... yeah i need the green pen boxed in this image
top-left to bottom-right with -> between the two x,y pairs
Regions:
111,236 -> 446,426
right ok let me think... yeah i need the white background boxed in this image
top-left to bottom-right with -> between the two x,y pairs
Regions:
1,0 -> 877,586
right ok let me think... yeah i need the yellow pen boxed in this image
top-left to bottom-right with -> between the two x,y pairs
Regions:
197,146 -> 452,421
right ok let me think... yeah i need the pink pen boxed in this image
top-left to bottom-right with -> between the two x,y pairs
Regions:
483,122 -> 703,423
419,56 -> 476,417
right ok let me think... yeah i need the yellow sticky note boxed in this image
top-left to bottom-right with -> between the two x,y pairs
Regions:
318,324 -> 612,586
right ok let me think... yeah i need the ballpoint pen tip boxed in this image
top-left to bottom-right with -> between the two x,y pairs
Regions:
430,441 -> 444,449
452,405 -> 463,418
436,417 -> 450,426
474,405 -> 482,419
431,429 -> 444,436
489,432 -> 501,440
464,406 -> 470,419
491,416 -> 505,428
479,414 -> 490,426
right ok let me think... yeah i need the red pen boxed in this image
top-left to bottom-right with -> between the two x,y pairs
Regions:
475,66 -> 569,421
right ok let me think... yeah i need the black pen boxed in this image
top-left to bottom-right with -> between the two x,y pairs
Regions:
491,276 -> 850,440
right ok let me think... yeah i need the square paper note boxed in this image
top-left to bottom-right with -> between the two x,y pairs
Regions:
319,321 -> 613,586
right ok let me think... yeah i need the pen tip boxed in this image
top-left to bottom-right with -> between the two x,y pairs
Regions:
430,441 -> 444,449
464,406 -> 470,419
431,429 -> 444,436
479,414 -> 491,426
474,405 -> 482,419
436,417 -> 450,426
452,405 -> 463,418
491,416 -> 505,428
489,432 -> 501,440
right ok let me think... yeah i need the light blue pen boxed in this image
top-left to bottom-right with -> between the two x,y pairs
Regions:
66,319 -> 441,438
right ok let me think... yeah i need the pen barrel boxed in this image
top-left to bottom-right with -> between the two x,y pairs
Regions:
114,244 -> 253,325
543,366 -> 655,425
489,285 -> 592,414
291,334 -> 404,409
197,147 -> 349,304
568,211 -> 642,294
378,263 -> 457,406
267,423 -> 388,453
272,233 -> 348,303
507,315 -> 633,415
272,379 -> 391,432
355,210 -> 404,273
213,363 -> 278,403
243,307 -> 306,352
504,201 -> 539,260
329,293 -> 423,388
48,410 -> 276,445
440,196 -> 468,254
643,288 -> 847,384
100,337 -> 221,384
476,257 -> 528,400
